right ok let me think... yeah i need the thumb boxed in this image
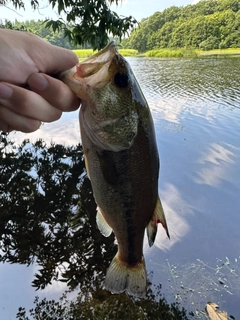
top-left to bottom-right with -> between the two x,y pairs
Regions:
36,41 -> 79,75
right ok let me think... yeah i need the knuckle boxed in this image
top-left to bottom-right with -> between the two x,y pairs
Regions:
22,119 -> 41,133
52,110 -> 62,121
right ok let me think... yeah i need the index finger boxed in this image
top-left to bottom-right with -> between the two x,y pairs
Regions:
28,73 -> 81,112
34,40 -> 79,75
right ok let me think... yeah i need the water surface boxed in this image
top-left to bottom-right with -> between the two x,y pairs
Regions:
2,56 -> 240,319
133,56 -> 240,318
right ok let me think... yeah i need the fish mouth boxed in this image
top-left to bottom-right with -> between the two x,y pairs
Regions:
59,41 -> 118,93
74,42 -> 117,88
77,41 -> 117,78
82,41 -> 117,65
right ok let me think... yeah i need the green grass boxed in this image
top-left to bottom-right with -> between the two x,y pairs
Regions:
118,49 -> 138,56
72,49 -> 97,59
73,48 -> 138,59
144,47 -> 240,58
73,47 -> 240,60
199,47 -> 240,55
145,48 -> 199,58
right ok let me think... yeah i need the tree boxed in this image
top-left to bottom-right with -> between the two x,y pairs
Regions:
13,19 -> 74,49
16,287 -> 189,320
1,0 -> 137,50
199,35 -> 220,50
0,134 -> 117,290
121,0 -> 240,51
148,21 -> 175,49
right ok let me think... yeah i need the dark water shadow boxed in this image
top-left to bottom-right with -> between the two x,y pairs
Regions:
0,134 -> 191,320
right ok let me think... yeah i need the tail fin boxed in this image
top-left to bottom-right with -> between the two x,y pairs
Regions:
147,196 -> 170,247
105,254 -> 147,298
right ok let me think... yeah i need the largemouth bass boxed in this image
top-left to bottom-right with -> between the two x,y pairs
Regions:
60,42 -> 170,297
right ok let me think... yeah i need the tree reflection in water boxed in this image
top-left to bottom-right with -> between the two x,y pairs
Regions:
0,133 -> 189,319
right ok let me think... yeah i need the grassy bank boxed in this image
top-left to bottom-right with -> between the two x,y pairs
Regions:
145,48 -> 199,58
145,47 -> 240,58
73,47 -> 240,59
73,48 -> 138,59
119,49 -> 138,56
199,48 -> 240,55
73,49 -> 96,59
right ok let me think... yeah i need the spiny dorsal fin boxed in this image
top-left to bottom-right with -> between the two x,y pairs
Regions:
146,196 -> 170,247
96,207 -> 112,237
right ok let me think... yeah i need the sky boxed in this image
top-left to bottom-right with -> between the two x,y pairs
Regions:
1,0 -> 200,23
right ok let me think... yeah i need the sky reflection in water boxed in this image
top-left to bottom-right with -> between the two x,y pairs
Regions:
4,56 -> 240,319
133,56 -> 240,318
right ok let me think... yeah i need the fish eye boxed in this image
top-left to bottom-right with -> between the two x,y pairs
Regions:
114,72 -> 129,88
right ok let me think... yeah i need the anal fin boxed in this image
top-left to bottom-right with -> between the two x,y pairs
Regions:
96,207 -> 112,237
147,196 -> 170,247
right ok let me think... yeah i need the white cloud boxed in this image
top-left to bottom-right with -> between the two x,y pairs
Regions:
9,110 -> 80,146
194,143 -> 236,186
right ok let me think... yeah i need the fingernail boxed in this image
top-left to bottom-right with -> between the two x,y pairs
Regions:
28,73 -> 48,91
0,83 -> 13,99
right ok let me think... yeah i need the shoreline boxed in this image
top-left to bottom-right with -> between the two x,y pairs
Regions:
73,47 -> 240,58
73,48 -> 138,59
144,48 -> 240,58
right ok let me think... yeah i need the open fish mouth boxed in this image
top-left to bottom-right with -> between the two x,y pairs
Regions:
81,41 -> 117,74
76,41 -> 117,78
59,42 -> 118,90
74,42 -> 117,87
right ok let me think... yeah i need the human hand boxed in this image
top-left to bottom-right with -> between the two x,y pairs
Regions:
0,29 -> 80,133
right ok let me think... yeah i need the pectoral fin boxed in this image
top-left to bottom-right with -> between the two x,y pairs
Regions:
96,150 -> 118,185
96,207 -> 112,237
147,196 -> 170,247
83,151 -> 90,179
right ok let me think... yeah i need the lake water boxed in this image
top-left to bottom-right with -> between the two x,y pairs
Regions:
2,56 -> 240,319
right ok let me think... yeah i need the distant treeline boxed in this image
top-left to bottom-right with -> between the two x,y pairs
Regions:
0,19 -> 123,50
1,0 -> 240,52
121,0 -> 240,51
0,19 -> 88,49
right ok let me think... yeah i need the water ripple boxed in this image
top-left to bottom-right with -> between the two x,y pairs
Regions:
128,56 -> 240,111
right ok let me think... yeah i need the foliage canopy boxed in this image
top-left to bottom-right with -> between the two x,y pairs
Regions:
1,0 -> 137,50
0,134 -> 116,290
121,0 -> 240,52
16,288 -> 189,320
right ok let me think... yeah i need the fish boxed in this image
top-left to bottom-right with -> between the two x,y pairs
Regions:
60,42 -> 170,297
